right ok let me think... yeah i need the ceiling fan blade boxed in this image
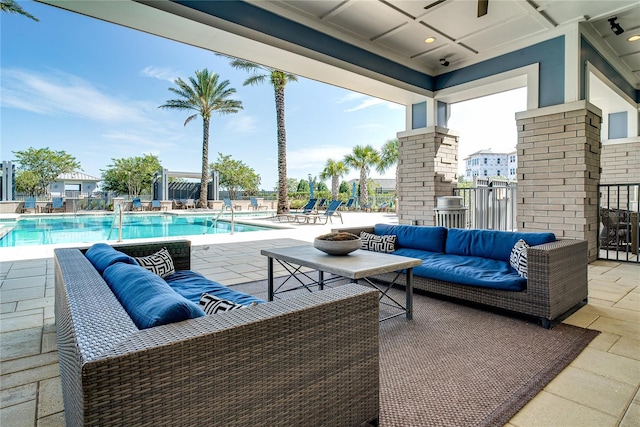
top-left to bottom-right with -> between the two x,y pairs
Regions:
478,0 -> 489,17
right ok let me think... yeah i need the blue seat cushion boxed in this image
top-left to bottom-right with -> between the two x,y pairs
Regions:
413,253 -> 526,291
445,229 -> 556,261
374,224 -> 447,253
165,270 -> 264,306
85,243 -> 138,274
103,263 -> 205,329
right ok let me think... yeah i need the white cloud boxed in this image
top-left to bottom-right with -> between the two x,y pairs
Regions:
224,115 -> 258,133
140,66 -> 180,82
1,68 -> 150,124
336,92 -> 404,113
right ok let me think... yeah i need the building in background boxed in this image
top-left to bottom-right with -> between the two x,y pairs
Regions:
463,149 -> 517,182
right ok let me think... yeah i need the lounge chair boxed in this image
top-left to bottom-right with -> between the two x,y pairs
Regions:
184,198 -> 196,209
342,198 -> 355,210
276,198 -> 317,222
21,197 -> 37,213
151,200 -> 162,211
249,197 -> 268,210
377,202 -> 390,212
295,200 -> 343,224
223,198 -> 241,211
50,197 -> 65,213
316,198 -> 327,211
132,198 -> 144,211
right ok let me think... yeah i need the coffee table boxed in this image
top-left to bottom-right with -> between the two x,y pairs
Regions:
261,245 -> 422,321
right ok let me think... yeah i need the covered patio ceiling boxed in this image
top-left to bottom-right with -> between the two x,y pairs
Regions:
37,0 -> 640,108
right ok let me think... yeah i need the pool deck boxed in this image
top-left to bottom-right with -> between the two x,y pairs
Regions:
1,211 -> 639,426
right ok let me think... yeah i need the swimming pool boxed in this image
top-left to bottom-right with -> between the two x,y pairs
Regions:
0,213 -> 272,247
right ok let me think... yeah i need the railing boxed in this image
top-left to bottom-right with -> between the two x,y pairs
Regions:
454,178 -> 517,231
599,183 -> 639,263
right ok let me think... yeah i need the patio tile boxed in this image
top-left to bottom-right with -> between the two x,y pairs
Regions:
590,288 -> 629,303
1,352 -> 59,376
589,316 -> 640,337
16,297 -> 55,312
0,286 -> 46,304
0,311 -> 43,333
0,363 -> 60,391
5,266 -> 47,279
610,336 -> 640,361
587,331 -> 622,352
0,399 -> 36,427
1,383 -> 37,409
614,292 -> 640,311
544,366 -> 636,417
571,347 -> 640,386
509,391 -> 617,427
0,301 -> 17,314
37,377 -> 64,418
1,327 -> 42,361
620,401 -> 640,427
36,412 -> 66,427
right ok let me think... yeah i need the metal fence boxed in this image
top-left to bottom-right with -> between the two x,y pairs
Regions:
599,183 -> 639,263
453,178 -> 517,231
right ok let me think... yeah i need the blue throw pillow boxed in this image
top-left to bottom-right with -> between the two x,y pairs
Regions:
85,243 -> 138,274
103,262 -> 205,329
374,224 -> 447,253
445,229 -> 555,261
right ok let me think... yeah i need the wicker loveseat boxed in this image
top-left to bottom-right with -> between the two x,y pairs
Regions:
54,240 -> 379,427
335,224 -> 588,328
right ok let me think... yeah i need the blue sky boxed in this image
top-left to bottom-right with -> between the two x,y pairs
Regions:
1,1 -> 524,190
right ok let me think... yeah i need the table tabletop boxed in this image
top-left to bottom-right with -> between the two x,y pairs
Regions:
260,245 -> 421,280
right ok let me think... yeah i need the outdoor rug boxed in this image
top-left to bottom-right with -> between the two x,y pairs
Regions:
231,276 -> 599,427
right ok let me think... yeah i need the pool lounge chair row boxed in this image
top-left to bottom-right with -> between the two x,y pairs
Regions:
276,199 -> 344,224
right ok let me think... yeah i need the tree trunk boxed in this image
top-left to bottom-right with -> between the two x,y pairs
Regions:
331,175 -> 339,200
199,117 -> 210,208
360,168 -> 368,207
275,86 -> 289,214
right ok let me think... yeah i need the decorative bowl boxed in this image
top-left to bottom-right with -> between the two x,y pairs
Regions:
313,232 -> 362,256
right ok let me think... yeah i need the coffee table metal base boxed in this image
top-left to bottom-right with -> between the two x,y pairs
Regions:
263,246 -> 420,321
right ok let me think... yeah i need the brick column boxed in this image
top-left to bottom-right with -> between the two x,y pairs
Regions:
515,101 -> 601,261
397,127 -> 459,225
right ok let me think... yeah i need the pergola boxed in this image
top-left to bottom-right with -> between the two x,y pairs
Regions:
36,0 -> 640,261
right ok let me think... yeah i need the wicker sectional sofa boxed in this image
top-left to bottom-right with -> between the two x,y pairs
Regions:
335,224 -> 588,328
54,240 -> 379,427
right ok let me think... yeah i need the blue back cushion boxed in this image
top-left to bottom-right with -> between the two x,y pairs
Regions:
445,229 -> 556,261
374,224 -> 447,253
103,263 -> 205,329
165,270 -> 264,306
85,243 -> 138,274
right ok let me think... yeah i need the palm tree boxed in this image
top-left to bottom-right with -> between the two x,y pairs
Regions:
320,159 -> 349,201
159,69 -> 242,208
343,145 -> 381,208
1,0 -> 39,21
228,58 -> 297,214
378,138 -> 398,208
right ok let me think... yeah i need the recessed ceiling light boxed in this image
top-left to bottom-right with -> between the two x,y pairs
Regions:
628,35 -> 640,42
424,37 -> 436,44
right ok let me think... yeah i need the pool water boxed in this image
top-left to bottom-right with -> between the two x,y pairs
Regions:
0,214 -> 271,247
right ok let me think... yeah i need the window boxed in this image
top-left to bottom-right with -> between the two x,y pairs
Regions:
483,170 -> 488,176
484,158 -> 487,164
497,158 -> 501,164
497,170 -> 501,176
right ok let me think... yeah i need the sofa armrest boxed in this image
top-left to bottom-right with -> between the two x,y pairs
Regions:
79,239 -> 192,270
526,239 -> 588,320
331,225 -> 375,236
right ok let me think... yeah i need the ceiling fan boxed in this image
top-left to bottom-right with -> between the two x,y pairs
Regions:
424,0 -> 489,18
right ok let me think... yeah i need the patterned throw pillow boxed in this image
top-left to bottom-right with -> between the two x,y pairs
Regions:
360,231 -> 396,253
134,247 -> 175,278
199,293 -> 245,315
509,239 -> 529,278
